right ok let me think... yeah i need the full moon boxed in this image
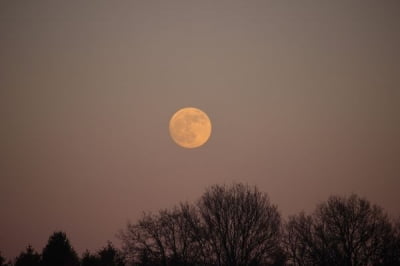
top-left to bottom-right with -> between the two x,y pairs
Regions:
169,107 -> 212,149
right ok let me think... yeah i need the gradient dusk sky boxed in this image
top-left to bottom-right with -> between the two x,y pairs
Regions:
1,1 -> 399,259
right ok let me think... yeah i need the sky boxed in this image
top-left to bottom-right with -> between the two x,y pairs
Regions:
1,1 -> 399,259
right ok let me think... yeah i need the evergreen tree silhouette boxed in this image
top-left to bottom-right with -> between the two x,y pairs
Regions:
81,250 -> 99,266
41,231 -> 79,266
14,245 -> 40,266
98,242 -> 124,266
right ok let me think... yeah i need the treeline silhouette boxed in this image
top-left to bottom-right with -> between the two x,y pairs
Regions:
1,183 -> 400,266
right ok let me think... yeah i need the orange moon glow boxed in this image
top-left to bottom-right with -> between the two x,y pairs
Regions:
169,107 -> 212,149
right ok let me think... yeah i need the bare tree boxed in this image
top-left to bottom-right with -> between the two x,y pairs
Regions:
380,217 -> 400,266
119,184 -> 282,266
119,212 -> 167,265
119,204 -> 201,265
283,194 -> 395,266
197,183 -> 282,266
283,213 -> 315,266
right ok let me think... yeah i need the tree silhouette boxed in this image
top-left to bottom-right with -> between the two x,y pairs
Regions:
197,183 -> 283,266
283,194 -> 395,266
14,245 -> 40,266
380,217 -> 400,265
119,204 -> 200,265
97,242 -> 125,266
283,212 -> 314,265
3,183 -> 400,266
120,183 -> 283,266
81,250 -> 99,266
81,243 -> 125,266
41,231 -> 79,266
0,252 -> 7,266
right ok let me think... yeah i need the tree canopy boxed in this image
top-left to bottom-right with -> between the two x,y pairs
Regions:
283,194 -> 398,265
41,231 -> 79,266
120,184 -> 284,265
14,246 -> 40,266
1,183 -> 399,266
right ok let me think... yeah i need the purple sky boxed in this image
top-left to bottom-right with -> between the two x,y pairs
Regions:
1,1 -> 400,259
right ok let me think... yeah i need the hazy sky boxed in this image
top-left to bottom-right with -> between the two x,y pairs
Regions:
1,1 -> 399,259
